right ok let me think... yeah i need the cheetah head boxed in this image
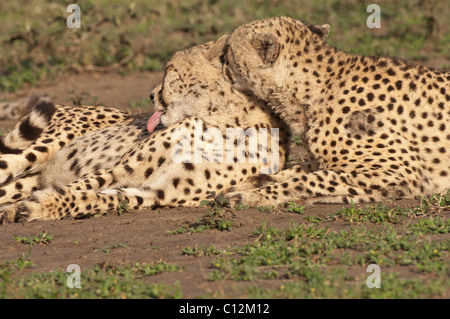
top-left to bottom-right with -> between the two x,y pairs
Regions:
223,16 -> 330,102
148,35 -> 237,130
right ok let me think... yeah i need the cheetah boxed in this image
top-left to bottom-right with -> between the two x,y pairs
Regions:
222,16 -> 449,206
0,37 -> 288,223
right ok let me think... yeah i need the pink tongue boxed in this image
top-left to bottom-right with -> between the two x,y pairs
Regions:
147,111 -> 164,132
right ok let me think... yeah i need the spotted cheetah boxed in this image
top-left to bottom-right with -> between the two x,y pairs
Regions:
0,37 -> 288,223
222,16 -> 449,206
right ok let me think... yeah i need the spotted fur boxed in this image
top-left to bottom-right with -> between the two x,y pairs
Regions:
0,38 -> 288,223
223,16 -> 449,206
0,103 -> 130,189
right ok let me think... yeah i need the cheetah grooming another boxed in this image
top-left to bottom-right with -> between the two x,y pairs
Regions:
0,37 -> 288,223
223,16 -> 449,206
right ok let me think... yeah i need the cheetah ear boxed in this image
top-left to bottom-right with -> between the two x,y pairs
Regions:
250,33 -> 280,64
208,35 -> 229,61
307,24 -> 330,40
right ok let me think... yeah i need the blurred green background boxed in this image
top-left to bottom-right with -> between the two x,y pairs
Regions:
0,0 -> 449,92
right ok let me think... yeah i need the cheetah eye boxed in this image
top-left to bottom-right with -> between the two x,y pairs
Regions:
149,93 -> 155,103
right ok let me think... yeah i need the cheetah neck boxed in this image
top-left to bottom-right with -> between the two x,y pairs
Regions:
263,41 -> 346,137
277,40 -> 395,135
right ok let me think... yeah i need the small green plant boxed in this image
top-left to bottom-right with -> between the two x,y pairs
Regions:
332,203 -> 410,224
14,253 -> 35,271
182,245 -> 222,256
102,244 -> 128,253
13,232 -> 54,246
290,134 -> 303,145
194,208 -> 234,232
256,205 -> 276,213
409,217 -> 450,235
234,204 -> 251,210
0,248 -> 35,277
118,262 -> 181,277
168,191 -> 234,234
116,196 -> 129,215
0,262 -> 182,299
417,189 -> 450,214
304,214 -> 334,223
199,191 -> 229,208
283,201 -> 305,214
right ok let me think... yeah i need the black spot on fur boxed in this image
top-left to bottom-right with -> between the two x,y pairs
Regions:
157,157 -> 166,167
19,117 -> 43,141
172,178 -> 180,188
67,149 -> 77,160
25,153 -> 37,162
145,167 -> 153,178
95,177 -> 106,187
156,189 -> 165,200
0,141 -> 22,154
0,160 -> 8,169
53,185 -> 66,196
33,146 -> 48,153
34,101 -> 56,123
124,165 -> 134,174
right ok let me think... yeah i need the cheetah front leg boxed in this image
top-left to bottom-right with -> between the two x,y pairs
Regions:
2,167 -> 218,222
225,168 -> 410,207
2,187 -> 165,222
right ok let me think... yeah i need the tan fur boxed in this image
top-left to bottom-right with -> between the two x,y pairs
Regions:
0,39 -> 288,223
223,16 -> 449,205
0,105 -> 130,186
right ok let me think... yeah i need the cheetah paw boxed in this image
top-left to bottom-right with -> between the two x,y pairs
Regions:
0,202 -> 28,224
225,190 -> 272,208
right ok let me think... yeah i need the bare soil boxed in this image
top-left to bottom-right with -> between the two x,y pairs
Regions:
0,71 -> 163,129
0,198 -> 423,298
0,72 -> 445,298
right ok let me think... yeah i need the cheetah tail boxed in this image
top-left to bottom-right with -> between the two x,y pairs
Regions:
0,98 -> 56,154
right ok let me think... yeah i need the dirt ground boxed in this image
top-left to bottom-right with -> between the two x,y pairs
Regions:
0,198 -> 427,298
0,72 -> 446,298
0,71 -> 163,129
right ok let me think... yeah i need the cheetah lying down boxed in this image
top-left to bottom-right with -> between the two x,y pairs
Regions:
0,38 -> 288,223
222,16 -> 449,206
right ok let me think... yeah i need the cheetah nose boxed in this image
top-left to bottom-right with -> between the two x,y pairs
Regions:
149,92 -> 155,103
